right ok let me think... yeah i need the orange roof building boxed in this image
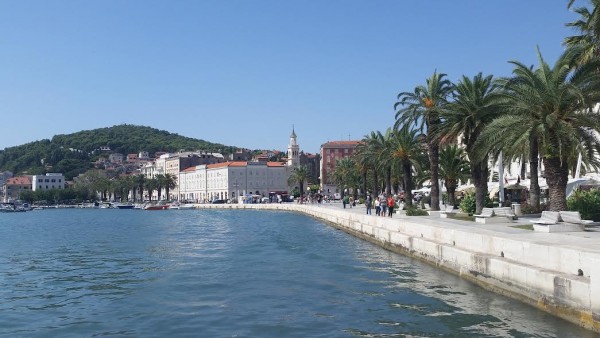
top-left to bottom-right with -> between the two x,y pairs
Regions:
3,176 -> 32,202
320,140 -> 361,195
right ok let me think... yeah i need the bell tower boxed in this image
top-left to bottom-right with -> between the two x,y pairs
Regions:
287,126 -> 300,167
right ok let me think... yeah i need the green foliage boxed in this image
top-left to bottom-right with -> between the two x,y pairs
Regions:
567,189 -> 600,221
405,206 -> 429,216
459,193 -> 493,214
519,203 -> 539,215
19,188 -> 81,204
0,124 -> 235,180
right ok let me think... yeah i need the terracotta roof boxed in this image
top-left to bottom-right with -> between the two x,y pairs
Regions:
321,140 -> 361,147
6,176 -> 31,185
267,162 -> 286,167
206,161 -> 247,169
182,166 -> 197,172
322,141 -> 360,146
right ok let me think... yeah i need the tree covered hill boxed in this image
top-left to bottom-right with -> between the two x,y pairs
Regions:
0,124 -> 237,179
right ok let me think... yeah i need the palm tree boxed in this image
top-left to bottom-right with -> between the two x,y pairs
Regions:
395,71 -> 453,211
477,49 -> 600,211
438,73 -> 501,214
330,158 -> 360,198
388,125 -> 424,207
565,0 -> 600,65
438,145 -> 471,207
133,174 -> 146,202
163,173 -> 178,201
288,166 -> 309,203
145,178 -> 159,202
155,174 -> 166,201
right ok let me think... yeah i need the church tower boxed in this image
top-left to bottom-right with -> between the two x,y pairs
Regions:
287,127 -> 300,167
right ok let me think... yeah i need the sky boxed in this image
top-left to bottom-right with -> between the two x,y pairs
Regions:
0,1 -> 581,154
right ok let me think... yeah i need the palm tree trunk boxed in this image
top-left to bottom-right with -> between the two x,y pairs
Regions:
472,160 -> 488,215
529,138 -> 541,212
362,170 -> 368,197
372,169 -> 379,197
544,157 -> 569,211
402,161 -> 413,207
385,167 -> 392,196
429,143 -> 440,211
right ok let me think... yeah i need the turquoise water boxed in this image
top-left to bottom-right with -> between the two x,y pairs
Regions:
0,209 -> 594,337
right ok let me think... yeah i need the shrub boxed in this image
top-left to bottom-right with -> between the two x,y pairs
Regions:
459,193 -> 493,215
519,203 -> 538,215
405,206 -> 429,216
567,189 -> 600,221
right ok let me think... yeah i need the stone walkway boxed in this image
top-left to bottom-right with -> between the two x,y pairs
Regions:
313,201 -> 600,254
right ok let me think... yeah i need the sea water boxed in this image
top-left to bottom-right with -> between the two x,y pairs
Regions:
0,209 -> 594,337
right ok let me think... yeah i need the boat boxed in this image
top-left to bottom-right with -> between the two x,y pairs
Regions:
115,203 -> 135,209
179,204 -> 196,210
143,202 -> 169,210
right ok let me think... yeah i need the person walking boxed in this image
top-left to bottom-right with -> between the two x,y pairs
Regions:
375,198 -> 380,216
387,195 -> 395,217
380,196 -> 387,217
366,194 -> 372,215
343,195 -> 349,209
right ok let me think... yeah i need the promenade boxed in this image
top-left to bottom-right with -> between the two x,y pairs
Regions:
195,201 -> 600,332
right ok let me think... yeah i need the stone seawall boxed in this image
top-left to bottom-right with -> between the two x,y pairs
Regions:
192,203 -> 600,332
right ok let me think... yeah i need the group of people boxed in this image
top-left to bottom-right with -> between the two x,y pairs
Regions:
365,193 -> 396,217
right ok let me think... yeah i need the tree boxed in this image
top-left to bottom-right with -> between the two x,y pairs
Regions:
288,166 -> 309,203
438,145 -> 471,207
145,178 -> 159,201
155,174 -> 166,201
477,49 -> 600,211
438,73 -> 501,214
564,0 -> 600,65
133,174 -> 146,202
395,71 -> 453,211
388,125 -> 424,207
163,173 -> 177,200
330,158 -> 360,198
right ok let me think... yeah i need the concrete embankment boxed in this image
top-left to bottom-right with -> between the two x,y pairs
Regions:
193,202 -> 600,332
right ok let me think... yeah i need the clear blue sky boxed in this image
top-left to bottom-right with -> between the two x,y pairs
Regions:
0,1 -> 579,154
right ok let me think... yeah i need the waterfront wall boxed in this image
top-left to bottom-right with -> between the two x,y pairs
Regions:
193,203 -> 600,332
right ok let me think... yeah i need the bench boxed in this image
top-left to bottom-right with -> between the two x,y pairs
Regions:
493,207 -> 517,221
440,205 -> 458,218
530,211 -> 561,225
475,207 -> 498,224
559,211 -> 594,225
532,211 -> 585,232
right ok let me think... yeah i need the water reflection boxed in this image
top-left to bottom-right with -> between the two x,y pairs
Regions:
0,209 -> 594,337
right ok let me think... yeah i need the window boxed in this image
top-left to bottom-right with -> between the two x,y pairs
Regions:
45,179 -> 49,182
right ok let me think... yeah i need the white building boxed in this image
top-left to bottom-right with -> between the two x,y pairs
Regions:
32,173 -> 65,191
178,161 -> 289,202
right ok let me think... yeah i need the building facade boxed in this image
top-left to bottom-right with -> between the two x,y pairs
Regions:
319,140 -> 361,196
178,161 -> 289,202
3,176 -> 31,202
32,173 -> 65,191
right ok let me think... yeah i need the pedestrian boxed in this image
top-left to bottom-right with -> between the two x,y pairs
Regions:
343,195 -> 349,209
366,194 -> 372,215
380,196 -> 387,217
375,198 -> 380,216
387,195 -> 395,217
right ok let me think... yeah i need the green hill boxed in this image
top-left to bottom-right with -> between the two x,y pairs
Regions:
0,124 -> 236,180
